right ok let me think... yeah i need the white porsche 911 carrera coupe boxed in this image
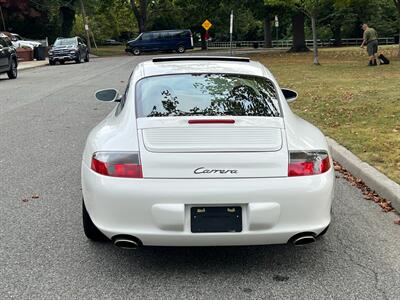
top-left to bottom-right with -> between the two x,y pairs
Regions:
81,56 -> 334,249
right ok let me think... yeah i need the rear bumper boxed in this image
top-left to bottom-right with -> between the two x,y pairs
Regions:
82,163 -> 334,246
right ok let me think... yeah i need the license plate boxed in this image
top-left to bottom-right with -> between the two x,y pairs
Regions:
191,206 -> 242,233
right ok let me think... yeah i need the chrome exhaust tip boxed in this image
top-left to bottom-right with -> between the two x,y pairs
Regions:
292,235 -> 316,246
113,238 -> 140,250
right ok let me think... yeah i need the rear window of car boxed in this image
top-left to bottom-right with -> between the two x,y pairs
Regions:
136,74 -> 281,118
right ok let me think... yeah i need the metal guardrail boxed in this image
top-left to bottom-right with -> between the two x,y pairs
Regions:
207,37 -> 396,49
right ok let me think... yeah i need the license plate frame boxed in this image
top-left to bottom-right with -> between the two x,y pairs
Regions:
191,206 -> 242,233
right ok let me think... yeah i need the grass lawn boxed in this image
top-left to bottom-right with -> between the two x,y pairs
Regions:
251,45 -> 400,183
91,45 -> 127,57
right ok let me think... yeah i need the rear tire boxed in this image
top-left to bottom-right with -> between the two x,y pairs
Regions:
132,48 -> 140,55
7,59 -> 17,79
49,60 -> 55,66
84,52 -> 89,62
176,45 -> 185,54
82,199 -> 107,241
59,61 -> 65,65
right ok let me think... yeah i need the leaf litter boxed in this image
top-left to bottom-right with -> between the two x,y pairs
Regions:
334,161 -> 400,225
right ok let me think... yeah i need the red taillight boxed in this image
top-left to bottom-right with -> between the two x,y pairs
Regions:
91,152 -> 143,178
288,151 -> 330,177
188,119 -> 235,124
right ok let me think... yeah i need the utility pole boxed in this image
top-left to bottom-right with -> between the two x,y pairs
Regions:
0,5 -> 6,31
229,10 -> 233,56
79,0 -> 92,50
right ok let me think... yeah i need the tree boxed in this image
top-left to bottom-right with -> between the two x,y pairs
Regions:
290,10 -> 308,52
265,0 -> 309,52
294,0 -> 325,65
73,0 -> 137,42
60,3 -> 76,37
130,0 -> 149,33
251,1 -> 288,48
394,0 -> 400,56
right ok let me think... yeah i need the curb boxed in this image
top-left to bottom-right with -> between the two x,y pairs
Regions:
19,61 -> 48,71
327,137 -> 400,212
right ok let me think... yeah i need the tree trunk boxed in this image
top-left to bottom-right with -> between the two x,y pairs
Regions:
130,0 -> 147,33
288,11 -> 309,52
60,6 -> 75,37
398,9 -> 400,56
311,16 -> 320,65
394,1 -> 400,56
264,15 -> 272,48
332,25 -> 342,47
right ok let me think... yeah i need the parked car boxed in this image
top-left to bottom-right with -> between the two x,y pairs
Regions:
10,33 -> 41,49
48,37 -> 89,65
0,33 -> 18,79
104,39 -> 122,46
125,29 -> 193,55
81,56 -> 334,249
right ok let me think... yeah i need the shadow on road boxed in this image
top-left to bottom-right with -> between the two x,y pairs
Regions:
84,237 -> 332,279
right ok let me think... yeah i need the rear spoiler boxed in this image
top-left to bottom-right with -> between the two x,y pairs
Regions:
152,56 -> 250,63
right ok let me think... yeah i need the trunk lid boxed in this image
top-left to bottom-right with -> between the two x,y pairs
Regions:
137,117 -> 288,178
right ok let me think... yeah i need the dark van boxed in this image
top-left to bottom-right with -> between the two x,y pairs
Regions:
125,30 -> 193,55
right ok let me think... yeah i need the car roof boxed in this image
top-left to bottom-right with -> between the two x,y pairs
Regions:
138,56 -> 272,79
144,29 -> 190,33
56,37 -> 77,40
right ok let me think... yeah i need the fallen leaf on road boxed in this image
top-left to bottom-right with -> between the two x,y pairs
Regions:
334,161 -> 396,215
32,194 -> 39,199
394,219 -> 400,225
22,199 -> 28,202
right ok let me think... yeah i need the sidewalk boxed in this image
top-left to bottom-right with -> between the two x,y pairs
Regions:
19,59 -> 49,71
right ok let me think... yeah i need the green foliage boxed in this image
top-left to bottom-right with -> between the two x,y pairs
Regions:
72,0 -> 137,42
4,0 -> 399,43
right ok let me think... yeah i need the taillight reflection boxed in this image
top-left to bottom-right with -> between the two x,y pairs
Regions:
91,152 -> 143,178
288,151 -> 330,177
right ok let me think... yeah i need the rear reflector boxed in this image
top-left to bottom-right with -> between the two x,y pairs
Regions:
288,151 -> 330,177
91,152 -> 143,178
188,119 -> 235,124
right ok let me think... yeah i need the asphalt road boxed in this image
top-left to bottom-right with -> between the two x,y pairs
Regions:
0,55 -> 399,300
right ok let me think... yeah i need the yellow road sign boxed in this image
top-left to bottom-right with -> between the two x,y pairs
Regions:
202,19 -> 212,31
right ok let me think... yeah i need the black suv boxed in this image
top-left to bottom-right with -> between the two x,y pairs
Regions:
48,37 -> 89,65
0,34 -> 18,79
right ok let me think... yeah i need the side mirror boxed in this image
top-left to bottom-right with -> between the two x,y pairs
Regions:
95,89 -> 121,102
281,88 -> 298,103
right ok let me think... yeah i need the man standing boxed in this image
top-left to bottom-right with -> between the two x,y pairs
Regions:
360,24 -> 379,66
